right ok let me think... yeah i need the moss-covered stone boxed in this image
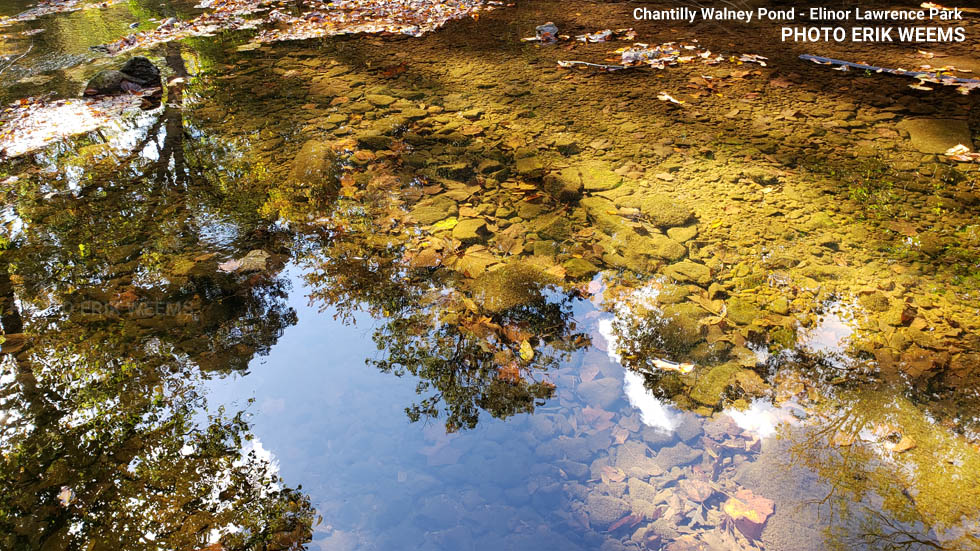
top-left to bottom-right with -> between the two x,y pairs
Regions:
563,258 -> 598,279
690,363 -> 740,406
727,296 -> 763,325
633,195 -> 695,228
659,302 -> 707,352
555,161 -> 622,192
663,260 -> 711,285
469,263 -> 559,313
452,218 -> 488,242
410,195 -> 458,225
289,140 -> 337,188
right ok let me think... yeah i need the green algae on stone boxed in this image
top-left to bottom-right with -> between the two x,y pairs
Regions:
289,140 -> 338,188
563,258 -> 598,279
632,195 -> 695,228
690,363 -> 740,406
410,196 -> 458,225
663,260 -> 711,286
469,262 -> 560,314
658,302 -> 707,353
555,160 -> 622,192
726,296 -> 764,325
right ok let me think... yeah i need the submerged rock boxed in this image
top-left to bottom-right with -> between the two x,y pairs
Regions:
119,57 -> 161,87
555,161 -> 622,192
83,70 -> 127,96
289,140 -> 337,188
690,363 -> 740,406
83,57 -> 161,96
896,118 -> 973,154
663,260 -> 711,286
452,218 -> 488,242
654,441 -> 701,470
632,194 -> 695,228
469,263 -> 558,313
585,494 -> 630,529
410,196 -> 458,225
577,377 -> 621,409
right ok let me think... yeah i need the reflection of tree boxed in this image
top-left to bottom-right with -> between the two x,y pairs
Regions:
0,256 -> 314,550
0,42 -> 315,550
781,390 -> 980,551
289,175 -> 589,432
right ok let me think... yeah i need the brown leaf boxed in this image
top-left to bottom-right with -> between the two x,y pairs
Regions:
723,489 -> 774,540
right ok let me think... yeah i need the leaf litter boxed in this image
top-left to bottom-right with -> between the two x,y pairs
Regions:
0,92 -> 156,158
0,0 -> 123,29
101,0 -> 503,54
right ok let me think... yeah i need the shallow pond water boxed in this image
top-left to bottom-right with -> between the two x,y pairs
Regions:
1,1 -> 979,550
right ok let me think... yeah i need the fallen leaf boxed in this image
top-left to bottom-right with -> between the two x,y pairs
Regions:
722,489 -> 774,540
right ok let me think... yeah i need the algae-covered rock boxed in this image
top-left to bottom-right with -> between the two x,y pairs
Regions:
667,224 -> 698,242
452,218 -> 488,242
611,228 -> 687,263
515,156 -> 545,178
357,133 -> 394,151
581,196 -> 624,235
83,70 -> 126,96
726,296 -> 763,325
690,363 -> 740,406
469,263 -> 559,313
289,140 -> 337,188
564,258 -> 598,279
534,212 -> 573,241
896,118 -> 973,154
554,161 -> 622,192
658,302 -> 706,351
365,93 -> 396,107
769,296 -> 790,315
858,291 -> 890,313
542,171 -> 583,202
734,369 -> 769,396
805,211 -> 835,231
410,195 -> 458,225
632,195 -> 695,228
663,260 -> 711,285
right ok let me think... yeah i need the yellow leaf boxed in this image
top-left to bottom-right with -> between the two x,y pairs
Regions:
430,217 -> 458,231
519,340 -> 534,362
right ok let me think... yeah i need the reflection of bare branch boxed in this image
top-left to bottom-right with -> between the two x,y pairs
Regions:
0,42 -> 33,77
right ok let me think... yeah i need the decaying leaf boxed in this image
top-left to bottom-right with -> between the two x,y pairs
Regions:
722,489 -> 774,540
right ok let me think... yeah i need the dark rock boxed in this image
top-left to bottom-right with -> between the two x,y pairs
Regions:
119,57 -> 161,87
83,70 -> 126,96
84,57 -> 161,97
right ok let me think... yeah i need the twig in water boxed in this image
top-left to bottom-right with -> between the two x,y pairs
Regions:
0,42 -> 34,77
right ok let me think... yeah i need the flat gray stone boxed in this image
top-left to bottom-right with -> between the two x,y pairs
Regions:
896,118 -> 973,154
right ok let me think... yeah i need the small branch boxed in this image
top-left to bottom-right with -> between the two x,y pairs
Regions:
0,42 -> 34,77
